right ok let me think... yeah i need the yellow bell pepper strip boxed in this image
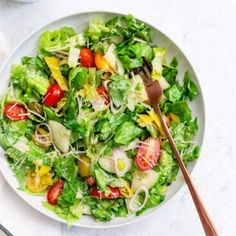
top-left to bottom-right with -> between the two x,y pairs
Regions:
94,53 -> 113,72
169,112 -> 180,123
138,109 -> 165,137
44,56 -> 68,91
120,180 -> 134,198
41,173 -> 53,186
35,165 -> 51,177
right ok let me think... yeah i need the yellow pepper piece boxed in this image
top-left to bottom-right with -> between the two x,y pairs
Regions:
148,109 -> 165,136
120,181 -> 134,198
138,109 -> 165,136
58,58 -> 68,66
77,81 -> 90,98
138,114 -> 152,127
41,173 -> 53,186
35,165 -> 51,177
94,53 -> 113,72
44,56 -> 68,91
169,112 -> 179,123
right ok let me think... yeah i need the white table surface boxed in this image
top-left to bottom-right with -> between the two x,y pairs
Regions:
0,0 -> 236,235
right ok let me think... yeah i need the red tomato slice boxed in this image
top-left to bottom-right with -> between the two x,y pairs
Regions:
4,103 -> 28,121
136,137 -> 160,171
47,179 -> 64,205
80,48 -> 95,67
44,84 -> 64,107
90,186 -> 122,199
96,85 -> 110,105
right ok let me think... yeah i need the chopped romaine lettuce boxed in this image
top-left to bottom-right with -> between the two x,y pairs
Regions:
39,26 -> 76,51
114,121 -> 143,145
87,17 -> 109,42
183,71 -> 199,101
108,76 -> 130,108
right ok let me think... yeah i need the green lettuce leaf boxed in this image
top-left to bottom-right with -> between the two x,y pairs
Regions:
57,179 -> 79,208
69,67 -> 88,90
54,156 -> 78,181
38,26 -> 76,51
82,196 -> 127,221
114,121 -> 143,145
162,57 -> 178,85
164,82 -> 184,103
105,14 -> 152,43
95,112 -> 128,141
63,89 -> 78,121
108,76 -> 130,107
183,71 -> 199,101
163,101 -> 192,122
10,64 -> 50,102
117,42 -> 153,70
87,17 -> 109,42
43,199 -> 83,226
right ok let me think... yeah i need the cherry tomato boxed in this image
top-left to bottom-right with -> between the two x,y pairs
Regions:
136,137 -> 160,171
85,176 -> 96,186
4,103 -> 28,121
47,179 -> 64,205
44,84 -> 64,107
96,85 -> 110,105
90,186 -> 122,199
80,48 -> 95,67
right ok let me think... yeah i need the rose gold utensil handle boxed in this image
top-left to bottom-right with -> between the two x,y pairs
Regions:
154,104 -> 218,236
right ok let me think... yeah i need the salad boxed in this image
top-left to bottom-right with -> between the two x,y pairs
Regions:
0,15 -> 200,225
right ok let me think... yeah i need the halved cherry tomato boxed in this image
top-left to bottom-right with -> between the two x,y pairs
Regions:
85,176 -> 96,186
136,137 -> 160,171
96,85 -> 110,105
90,186 -> 122,199
44,84 -> 64,107
80,48 -> 95,67
4,103 -> 28,121
47,179 -> 64,205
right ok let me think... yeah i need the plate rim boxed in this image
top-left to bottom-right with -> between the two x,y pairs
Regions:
0,10 -> 206,229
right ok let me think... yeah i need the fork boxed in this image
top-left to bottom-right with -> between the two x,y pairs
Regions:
133,59 -> 218,236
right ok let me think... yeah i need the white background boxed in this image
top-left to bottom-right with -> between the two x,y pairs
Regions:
0,0 -> 236,235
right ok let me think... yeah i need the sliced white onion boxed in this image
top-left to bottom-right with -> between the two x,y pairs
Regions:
131,170 -> 159,192
103,80 -> 110,93
34,123 -> 52,147
48,120 -> 71,153
127,184 -> 149,213
112,149 -> 131,177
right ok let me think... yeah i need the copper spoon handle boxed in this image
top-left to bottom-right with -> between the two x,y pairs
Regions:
153,104 -> 218,236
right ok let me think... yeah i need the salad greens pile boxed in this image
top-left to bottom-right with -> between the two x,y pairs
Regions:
0,14 -> 200,225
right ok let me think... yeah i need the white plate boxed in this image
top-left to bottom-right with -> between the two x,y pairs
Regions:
0,11 -> 205,228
